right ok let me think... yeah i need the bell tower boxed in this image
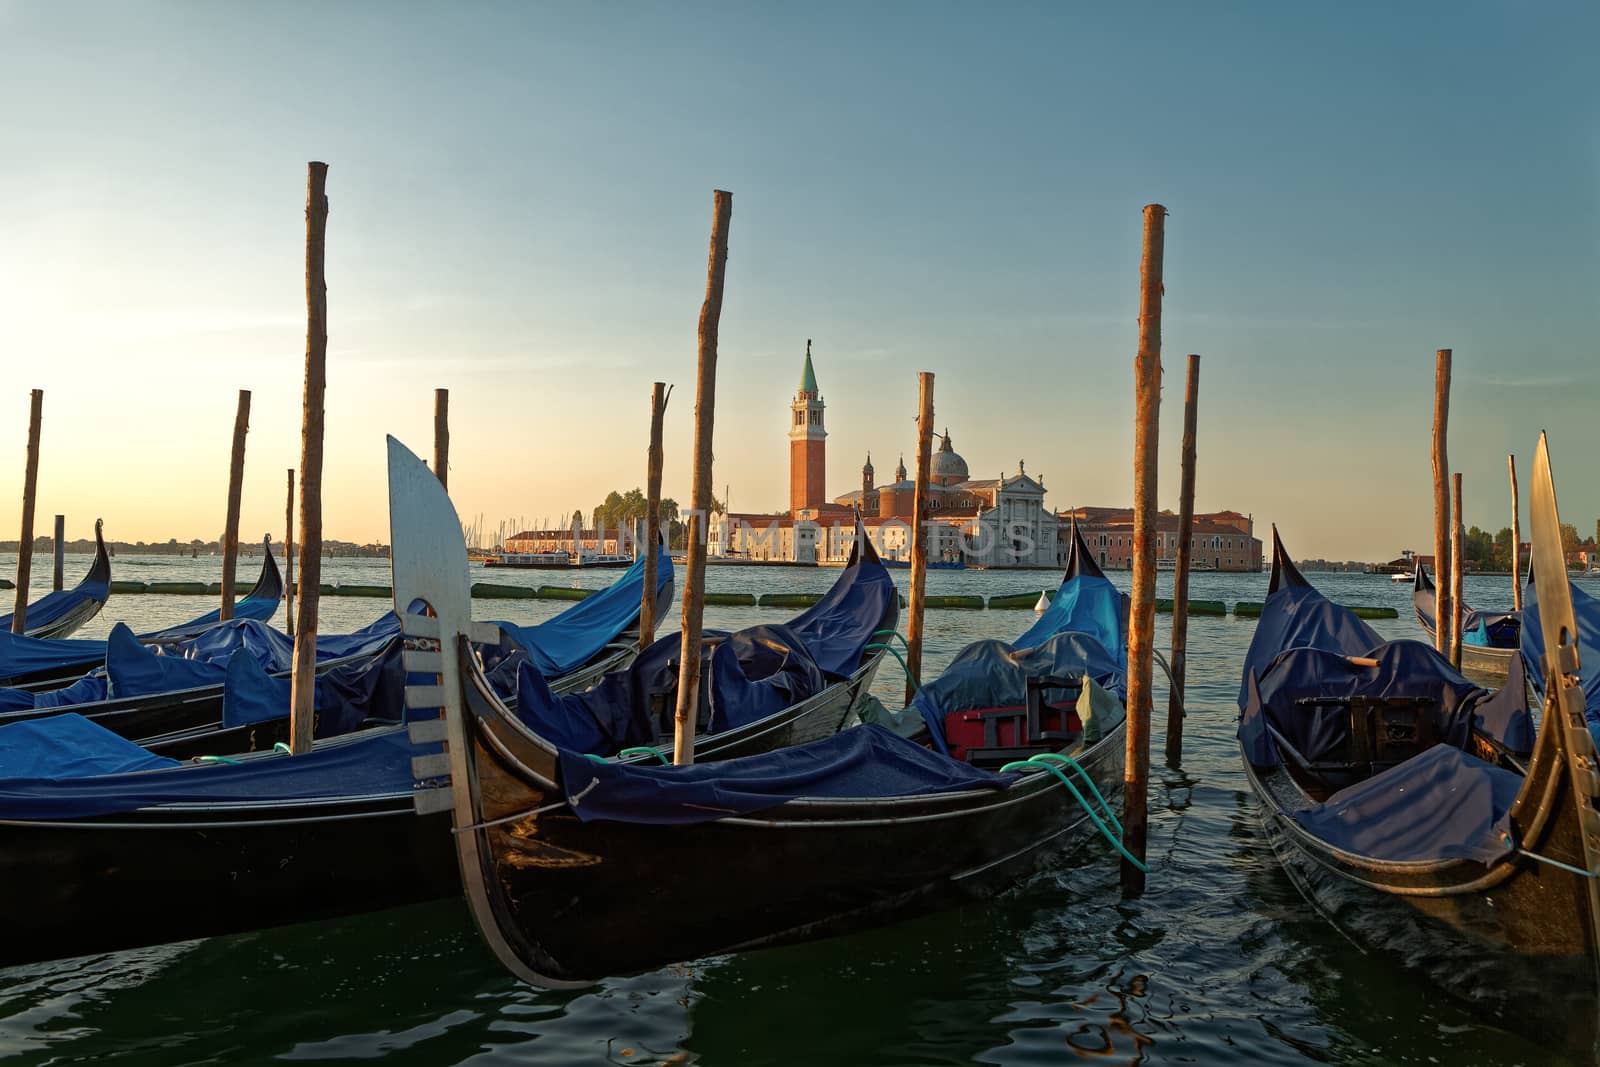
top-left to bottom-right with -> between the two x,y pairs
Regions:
789,339 -> 827,514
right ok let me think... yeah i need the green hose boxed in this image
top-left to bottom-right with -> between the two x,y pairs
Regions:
193,754 -> 243,766
618,746 -> 670,764
998,755 -> 1148,873
865,642 -> 920,693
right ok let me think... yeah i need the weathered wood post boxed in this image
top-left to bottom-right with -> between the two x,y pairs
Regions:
285,468 -> 295,637
1124,203 -> 1166,895
290,162 -> 329,755
1451,471 -> 1465,669
905,371 -> 935,704
219,389 -> 252,621
433,388 -> 449,490
672,189 -> 731,767
640,381 -> 669,649
1165,353 -> 1200,767
1509,454 -> 1523,612
12,389 -> 43,634
52,515 -> 64,591
1431,349 -> 1453,655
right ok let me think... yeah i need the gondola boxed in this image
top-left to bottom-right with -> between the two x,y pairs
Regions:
0,542 -> 677,755
1413,561 -> 1520,679
0,519 -> 111,640
0,443 -> 869,969
393,439 -> 1136,986
0,538 -> 286,689
1239,448 -> 1600,1060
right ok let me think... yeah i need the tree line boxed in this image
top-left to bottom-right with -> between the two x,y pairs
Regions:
1460,523 -> 1594,569
584,489 -> 724,550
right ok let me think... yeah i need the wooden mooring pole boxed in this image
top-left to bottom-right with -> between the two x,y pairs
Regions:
290,162 -> 329,755
285,468 -> 295,637
1124,204 -> 1166,895
1165,353 -> 1200,767
640,381 -> 669,649
433,388 -> 449,490
1431,349 -> 1453,655
1508,454 -> 1523,613
906,371 -> 935,705
219,389 -> 251,622
1451,471 -> 1464,670
12,389 -> 43,635
672,189 -> 731,767
52,515 -> 64,591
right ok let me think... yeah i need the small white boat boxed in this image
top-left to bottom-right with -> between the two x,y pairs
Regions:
1390,571 -> 1414,583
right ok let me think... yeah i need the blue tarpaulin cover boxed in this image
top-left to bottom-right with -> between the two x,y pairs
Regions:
0,629 -> 111,685
1289,742 -> 1520,864
0,726 -> 415,820
491,544 -> 675,678
0,713 -> 178,780
556,722 -> 1011,824
1238,563 -> 1382,710
1013,568 -> 1127,668
139,545 -> 285,644
220,640 -> 406,735
514,547 -> 895,756
1522,572 -> 1600,745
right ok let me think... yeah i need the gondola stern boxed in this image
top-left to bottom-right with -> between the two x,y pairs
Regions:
85,518 -> 112,588
1063,515 -> 1105,582
1267,526 -> 1309,596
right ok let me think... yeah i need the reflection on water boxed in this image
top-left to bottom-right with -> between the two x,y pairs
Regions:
0,559 -> 1573,1064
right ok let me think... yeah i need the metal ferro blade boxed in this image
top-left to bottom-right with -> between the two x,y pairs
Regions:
1529,433 -> 1600,803
1530,434 -> 1586,703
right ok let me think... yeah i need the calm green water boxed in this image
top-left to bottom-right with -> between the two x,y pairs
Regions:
0,556 -> 1575,1065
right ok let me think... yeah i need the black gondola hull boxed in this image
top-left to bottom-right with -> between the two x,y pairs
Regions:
0,795 -> 457,969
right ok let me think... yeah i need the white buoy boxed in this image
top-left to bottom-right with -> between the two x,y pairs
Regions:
1034,589 -> 1050,613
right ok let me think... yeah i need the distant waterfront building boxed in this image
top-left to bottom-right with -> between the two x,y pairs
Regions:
1061,507 -> 1263,573
710,346 -> 1059,567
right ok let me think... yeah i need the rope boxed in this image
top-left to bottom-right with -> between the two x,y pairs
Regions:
1152,649 -> 1181,709
617,746 -> 670,764
273,742 -> 291,754
998,755 -> 1148,873
1502,832 -> 1597,879
865,642 -> 920,693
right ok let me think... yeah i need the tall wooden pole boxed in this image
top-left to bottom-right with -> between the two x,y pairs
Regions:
1124,204 -> 1166,895
640,381 -> 669,649
219,389 -> 252,622
1431,349 -> 1453,655
1509,453 -> 1523,613
1451,471 -> 1465,669
12,389 -> 43,634
52,514 -> 64,591
285,468 -> 295,637
905,372 -> 935,704
1165,354 -> 1200,767
672,189 -> 731,767
290,162 -> 329,755
433,388 -> 449,490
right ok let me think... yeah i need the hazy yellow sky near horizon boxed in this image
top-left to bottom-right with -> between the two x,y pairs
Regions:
2,4 -> 1595,561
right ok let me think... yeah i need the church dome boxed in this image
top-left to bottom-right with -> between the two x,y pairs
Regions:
931,429 -> 968,485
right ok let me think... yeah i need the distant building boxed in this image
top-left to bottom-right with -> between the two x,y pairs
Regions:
1061,507 -> 1263,572
712,345 -> 1059,567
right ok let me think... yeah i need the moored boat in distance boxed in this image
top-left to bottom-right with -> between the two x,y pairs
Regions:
1412,561 -> 1521,680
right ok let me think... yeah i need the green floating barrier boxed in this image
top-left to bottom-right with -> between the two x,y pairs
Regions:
337,584 -> 392,598
0,578 -> 11,590
206,582 -> 223,595
471,582 -> 539,599
989,591 -> 1051,610
759,593 -> 824,608
925,595 -> 985,610
705,592 -> 757,606
1234,601 -> 1264,618
146,581 -> 208,595
1156,598 -> 1226,616
1344,605 -> 1399,619
539,586 -> 593,601
109,580 -> 147,594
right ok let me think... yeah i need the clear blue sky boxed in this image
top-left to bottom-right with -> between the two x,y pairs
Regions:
1,2 -> 1595,559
